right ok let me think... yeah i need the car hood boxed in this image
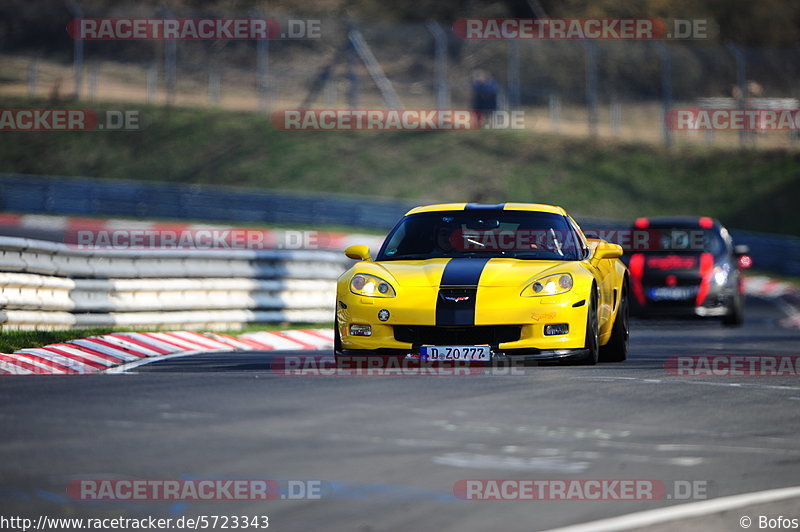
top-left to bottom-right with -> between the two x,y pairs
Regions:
372,258 -> 570,288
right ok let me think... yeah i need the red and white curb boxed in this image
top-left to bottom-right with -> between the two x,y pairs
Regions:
744,276 -> 800,299
743,275 -> 800,330
0,329 -> 334,375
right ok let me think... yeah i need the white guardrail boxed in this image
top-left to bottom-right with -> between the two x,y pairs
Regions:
0,236 -> 353,330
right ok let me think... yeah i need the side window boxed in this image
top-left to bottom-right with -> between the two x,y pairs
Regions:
567,216 -> 590,259
378,220 -> 407,258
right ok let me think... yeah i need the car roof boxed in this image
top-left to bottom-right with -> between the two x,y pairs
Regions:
405,203 -> 567,216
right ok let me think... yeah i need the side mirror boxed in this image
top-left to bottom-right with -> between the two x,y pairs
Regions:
594,242 -> 623,260
345,244 -> 371,261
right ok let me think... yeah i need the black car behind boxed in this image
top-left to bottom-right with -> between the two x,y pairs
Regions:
623,216 -> 752,326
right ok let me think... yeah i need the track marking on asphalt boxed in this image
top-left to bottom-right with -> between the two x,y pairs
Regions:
580,375 -> 800,391
596,440 -> 800,456
325,431 -> 705,469
430,419 -> 633,440
433,452 -> 589,473
601,454 -> 703,467
543,485 -> 800,532
426,420 -> 703,466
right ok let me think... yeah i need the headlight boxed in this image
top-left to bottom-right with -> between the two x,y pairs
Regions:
713,265 -> 729,286
350,274 -> 396,298
521,273 -> 573,297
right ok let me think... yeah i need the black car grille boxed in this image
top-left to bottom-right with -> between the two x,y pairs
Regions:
394,325 -> 521,346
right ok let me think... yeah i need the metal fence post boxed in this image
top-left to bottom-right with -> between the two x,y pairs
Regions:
162,5 -> 177,105
348,25 -> 403,108
146,65 -> 158,103
27,60 -> 37,98
426,21 -> 449,110
253,9 -> 269,111
610,98 -> 621,137
726,42 -> 748,148
507,40 -> 520,110
324,77 -> 337,106
549,93 -> 561,133
583,40 -> 598,137
655,42 -> 673,147
66,1 -> 84,100
208,69 -> 221,105
88,65 -> 97,101
345,20 -> 359,108
497,89 -> 508,113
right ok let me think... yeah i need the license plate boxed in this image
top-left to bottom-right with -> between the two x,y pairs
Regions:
649,286 -> 697,301
421,346 -> 491,361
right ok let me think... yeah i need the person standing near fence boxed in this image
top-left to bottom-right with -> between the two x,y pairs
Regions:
471,70 -> 498,124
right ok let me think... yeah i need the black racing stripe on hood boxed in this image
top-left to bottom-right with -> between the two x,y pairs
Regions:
439,257 -> 491,287
436,258 -> 490,326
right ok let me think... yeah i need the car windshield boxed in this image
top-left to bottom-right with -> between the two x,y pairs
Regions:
377,211 -> 585,261
641,225 -> 728,256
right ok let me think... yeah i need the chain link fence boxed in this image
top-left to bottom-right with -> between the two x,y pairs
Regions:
2,3 -> 800,147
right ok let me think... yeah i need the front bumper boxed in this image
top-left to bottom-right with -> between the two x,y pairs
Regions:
340,347 -> 589,362
636,289 -> 737,318
336,287 -> 589,353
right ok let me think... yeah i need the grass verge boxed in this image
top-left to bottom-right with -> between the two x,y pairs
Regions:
1,97 -> 798,236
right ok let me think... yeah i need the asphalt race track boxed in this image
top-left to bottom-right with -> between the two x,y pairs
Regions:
2,297 -> 800,531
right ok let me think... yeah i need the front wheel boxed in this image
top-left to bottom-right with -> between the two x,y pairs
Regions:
722,293 -> 744,327
334,317 -> 343,355
575,290 -> 599,366
599,283 -> 629,363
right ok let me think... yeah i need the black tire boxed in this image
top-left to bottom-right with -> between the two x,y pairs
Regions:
334,317 -> 343,355
722,293 -> 744,327
575,289 -> 599,366
599,282 -> 629,363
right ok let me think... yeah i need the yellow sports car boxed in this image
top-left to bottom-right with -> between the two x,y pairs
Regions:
335,203 -> 629,365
